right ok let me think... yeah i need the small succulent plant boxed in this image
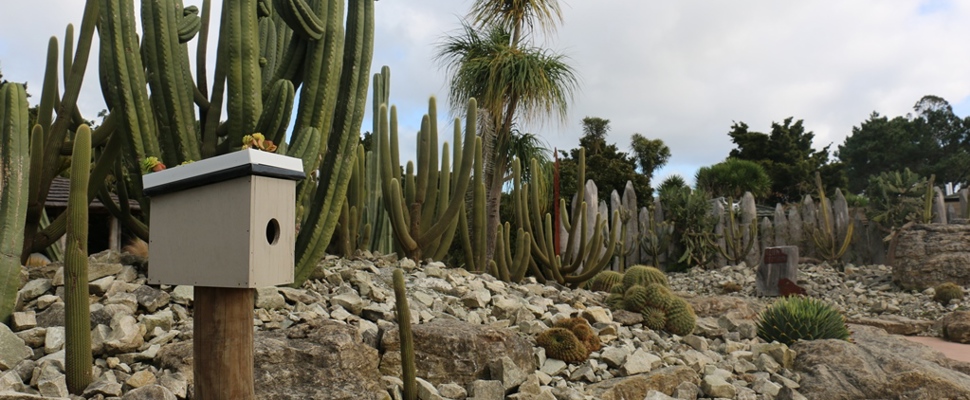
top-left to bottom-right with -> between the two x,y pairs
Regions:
757,296 -> 850,345
588,270 -> 623,293
934,282 -> 965,305
536,327 -> 588,364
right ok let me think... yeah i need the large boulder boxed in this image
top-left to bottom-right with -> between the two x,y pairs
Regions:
156,320 -> 385,399
893,224 -> 970,290
380,318 -> 535,387
942,311 -> 970,344
793,324 -> 970,399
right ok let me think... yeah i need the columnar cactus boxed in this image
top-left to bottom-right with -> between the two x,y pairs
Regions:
711,195 -> 758,266
392,268 -> 416,400
65,125 -> 93,394
808,172 -> 853,265
380,97 -> 479,261
0,82 -> 31,324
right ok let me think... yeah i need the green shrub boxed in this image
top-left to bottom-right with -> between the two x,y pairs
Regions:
757,296 -> 850,345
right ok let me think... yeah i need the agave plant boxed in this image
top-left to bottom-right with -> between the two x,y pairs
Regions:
757,296 -> 850,345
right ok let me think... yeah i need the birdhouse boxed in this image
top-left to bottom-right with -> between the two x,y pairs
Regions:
143,149 -> 305,288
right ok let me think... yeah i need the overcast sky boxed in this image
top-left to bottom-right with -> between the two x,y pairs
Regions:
2,0 -> 969,187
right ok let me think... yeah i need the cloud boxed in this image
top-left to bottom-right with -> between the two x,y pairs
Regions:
3,0 -> 969,190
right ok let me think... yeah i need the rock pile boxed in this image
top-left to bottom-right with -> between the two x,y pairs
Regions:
1,250 -> 969,399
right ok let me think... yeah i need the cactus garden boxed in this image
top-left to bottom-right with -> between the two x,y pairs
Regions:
3,0 -> 970,399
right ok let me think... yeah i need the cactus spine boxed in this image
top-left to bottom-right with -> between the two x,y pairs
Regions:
392,268 -> 417,400
712,195 -> 758,266
65,125 -> 93,394
0,83 -> 31,324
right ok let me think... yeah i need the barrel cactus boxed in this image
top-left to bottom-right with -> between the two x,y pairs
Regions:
536,327 -> 588,364
642,306 -> 666,331
622,265 -> 668,290
934,282 -> 964,306
553,317 -> 601,354
588,270 -> 623,293
757,296 -> 850,346
663,297 -> 696,336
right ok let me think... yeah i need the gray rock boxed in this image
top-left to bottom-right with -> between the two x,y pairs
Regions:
170,285 -> 194,305
437,382 -> 467,399
701,374 -> 735,398
255,287 -> 287,310
622,348 -> 661,375
104,314 -> 145,355
82,379 -> 124,397
18,279 -> 51,303
0,392 -> 68,399
643,390 -> 677,400
488,356 -> 526,392
34,302 -> 64,328
132,285 -> 170,313
36,367 -> 68,398
121,384 -> 177,400
461,290 -> 491,309
380,319 -> 535,387
10,312 -> 35,332
0,324 -> 32,370
52,262 -> 123,286
467,380 -> 503,400
893,224 -> 970,290
599,347 -> 630,369
942,311 -> 970,344
125,370 -> 156,389
586,366 -> 700,400
793,324 -> 970,399
43,326 -> 64,354
751,342 -> 795,369
416,377 -> 442,400
89,276 -> 115,296
849,315 -> 934,336
331,293 -> 364,315
540,359 -> 567,377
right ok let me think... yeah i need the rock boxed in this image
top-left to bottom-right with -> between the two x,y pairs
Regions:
488,356 -> 526,392
751,342 -> 795,369
467,380 -> 504,400
125,370 -> 156,389
600,347 -> 631,369
132,285 -> 171,313
34,302 -> 64,328
437,382 -> 467,399
43,326 -> 64,354
331,293 -> 364,315
687,295 -> 762,320
18,279 -> 51,303
793,324 -> 970,399
893,224 -> 970,290
539,359 -> 567,376
0,392 -> 69,400
10,312 -> 36,331
643,390 -> 677,400
700,373 -> 735,398
255,287 -> 287,310
848,315 -> 934,336
581,307 -> 611,324
170,285 -> 194,305
0,324 -> 32,370
83,379 -> 124,397
35,363 -> 68,398
461,290 -> 491,309
610,310 -> 643,326
380,319 -> 535,387
585,366 -> 700,400
52,262 -> 123,286
122,385 -> 177,400
416,378 -> 442,400
104,314 -> 145,354
254,320 -> 385,399
622,348 -> 662,375
942,311 -> 970,344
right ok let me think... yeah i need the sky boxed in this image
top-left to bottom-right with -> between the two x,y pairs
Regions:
2,0 -> 970,188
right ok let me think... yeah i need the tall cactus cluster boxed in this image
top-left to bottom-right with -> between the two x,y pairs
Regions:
6,0 -> 375,288
392,268 -> 417,400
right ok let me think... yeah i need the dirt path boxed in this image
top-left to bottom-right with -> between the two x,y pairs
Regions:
904,336 -> 970,363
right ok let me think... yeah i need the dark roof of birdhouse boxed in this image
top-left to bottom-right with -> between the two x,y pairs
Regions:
45,177 -> 142,211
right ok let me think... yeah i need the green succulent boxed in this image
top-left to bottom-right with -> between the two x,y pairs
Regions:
663,296 -> 696,336
934,282 -> 965,305
622,265 -> 668,290
642,282 -> 673,310
757,296 -> 850,346
589,270 -> 623,293
623,285 -> 650,313
605,293 -> 625,310
642,306 -> 666,331
537,327 -> 588,364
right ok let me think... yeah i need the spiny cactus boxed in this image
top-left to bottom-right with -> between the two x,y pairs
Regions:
642,307 -> 666,331
588,270 -> 623,292
0,82 -> 31,324
65,125 -> 93,394
663,297 -> 696,336
553,317 -> 601,354
622,265 -> 668,290
711,194 -> 758,266
392,268 -> 416,400
536,327 -> 588,364
642,283 -> 673,310
380,97 -> 479,262
757,296 -> 850,346
934,282 -> 965,305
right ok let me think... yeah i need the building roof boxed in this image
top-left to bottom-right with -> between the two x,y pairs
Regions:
45,177 -> 142,211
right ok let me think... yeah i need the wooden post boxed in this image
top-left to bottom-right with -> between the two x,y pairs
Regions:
756,246 -> 799,296
193,287 -> 255,400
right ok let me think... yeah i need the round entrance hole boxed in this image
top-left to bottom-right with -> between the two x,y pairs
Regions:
266,218 -> 280,245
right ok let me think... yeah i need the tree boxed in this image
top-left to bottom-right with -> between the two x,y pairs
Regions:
694,158 -> 772,200
728,117 -> 844,204
837,95 -> 970,194
437,0 -> 578,261
558,117 -> 652,208
630,133 -> 671,178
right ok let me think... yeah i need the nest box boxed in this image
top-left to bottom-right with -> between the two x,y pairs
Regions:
143,149 -> 305,288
